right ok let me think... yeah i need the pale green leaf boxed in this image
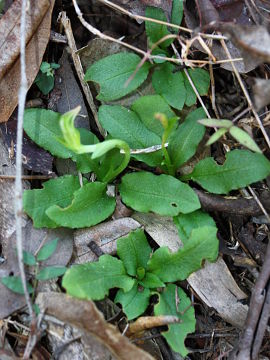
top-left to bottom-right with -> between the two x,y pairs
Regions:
154,284 -> 195,356
147,226 -> 218,282
198,118 -> 232,128
206,128 -> 228,146
229,126 -> 262,153
168,107 -> 206,169
62,255 -> 135,300
24,108 -> 73,158
22,250 -> 36,266
152,63 -> 186,110
84,53 -> 150,101
181,150 -> 270,194
23,176 -> 83,228
174,210 -> 217,245
98,105 -> 163,167
46,182 -> 115,229
145,7 -> 172,49
1,276 -> 34,294
117,229 -> 151,276
131,95 -> 175,137
37,238 -> 59,262
115,283 -> 151,320
119,172 -> 200,216
36,266 -> 66,280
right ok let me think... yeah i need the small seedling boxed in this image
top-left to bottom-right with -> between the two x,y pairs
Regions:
34,61 -> 60,95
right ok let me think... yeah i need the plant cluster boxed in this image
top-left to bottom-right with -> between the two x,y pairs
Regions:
3,2 -> 270,356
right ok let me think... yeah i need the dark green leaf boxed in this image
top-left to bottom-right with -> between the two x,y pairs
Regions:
170,0 -> 184,32
174,210 -> 217,245
184,68 -> 210,106
24,108 -> 73,158
139,272 -> 165,289
84,53 -> 149,101
1,276 -> 33,294
152,63 -> 186,110
62,255 -> 135,300
168,107 -> 206,169
117,229 -> 152,276
119,172 -> 200,216
181,150 -> 270,194
23,176 -> 83,228
131,95 -> 175,137
46,182 -> 116,228
35,73 -> 54,95
155,284 -> 195,356
147,226 -> 218,282
115,283 -> 151,320
37,238 -> 59,262
145,7 -> 172,49
36,266 -> 66,280
98,105 -> 163,167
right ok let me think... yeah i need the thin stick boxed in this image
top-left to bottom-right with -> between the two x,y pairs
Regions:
59,12 -> 105,137
16,0 -> 34,321
220,38 -> 270,150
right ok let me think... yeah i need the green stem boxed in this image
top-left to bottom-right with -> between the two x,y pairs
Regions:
102,142 -> 130,183
162,140 -> 175,176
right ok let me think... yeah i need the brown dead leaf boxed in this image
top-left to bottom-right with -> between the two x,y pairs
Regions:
36,292 -> 154,360
252,78 -> 270,111
132,212 -> 248,328
113,0 -> 172,20
0,0 -> 55,122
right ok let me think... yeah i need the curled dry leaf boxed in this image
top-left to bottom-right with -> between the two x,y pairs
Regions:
36,292 -> 154,360
132,212 -> 248,328
0,0 -> 55,122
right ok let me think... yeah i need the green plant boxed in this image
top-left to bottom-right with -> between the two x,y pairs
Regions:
21,2 -> 270,356
34,61 -> 60,95
63,227 -> 218,356
1,238 -> 66,296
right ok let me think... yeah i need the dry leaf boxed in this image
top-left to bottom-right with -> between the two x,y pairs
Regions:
132,212 -> 248,328
0,0 -> 55,122
252,78 -> 270,111
36,292 -> 154,360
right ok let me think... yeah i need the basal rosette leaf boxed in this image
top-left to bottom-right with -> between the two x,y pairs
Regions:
154,284 -> 195,356
62,255 -> 135,300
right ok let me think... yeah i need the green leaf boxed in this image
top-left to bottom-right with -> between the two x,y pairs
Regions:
174,210 -> 217,245
46,182 -> 116,228
184,68 -> 210,106
84,53 -> 150,101
98,105 -> 163,167
23,250 -> 36,266
170,0 -> 184,32
229,126 -> 262,153
117,229 -> 151,276
23,176 -> 83,228
198,118 -> 232,128
37,238 -> 59,262
139,272 -> 165,289
154,284 -> 195,356
36,266 -> 66,280
145,7 -> 172,49
168,107 -> 206,169
62,255 -> 135,300
24,108 -> 73,158
115,283 -> 151,320
206,128 -> 228,146
35,73 -> 54,95
181,150 -> 270,194
152,63 -> 186,110
147,226 -> 218,282
119,172 -> 200,216
1,276 -> 34,295
132,95 -> 176,137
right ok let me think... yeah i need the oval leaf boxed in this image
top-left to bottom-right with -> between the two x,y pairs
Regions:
36,266 -> 66,280
229,126 -> 262,153
1,276 -> 33,294
62,255 -> 135,300
84,53 -> 150,101
119,172 -> 200,216
37,238 -> 59,262
181,150 -> 270,194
